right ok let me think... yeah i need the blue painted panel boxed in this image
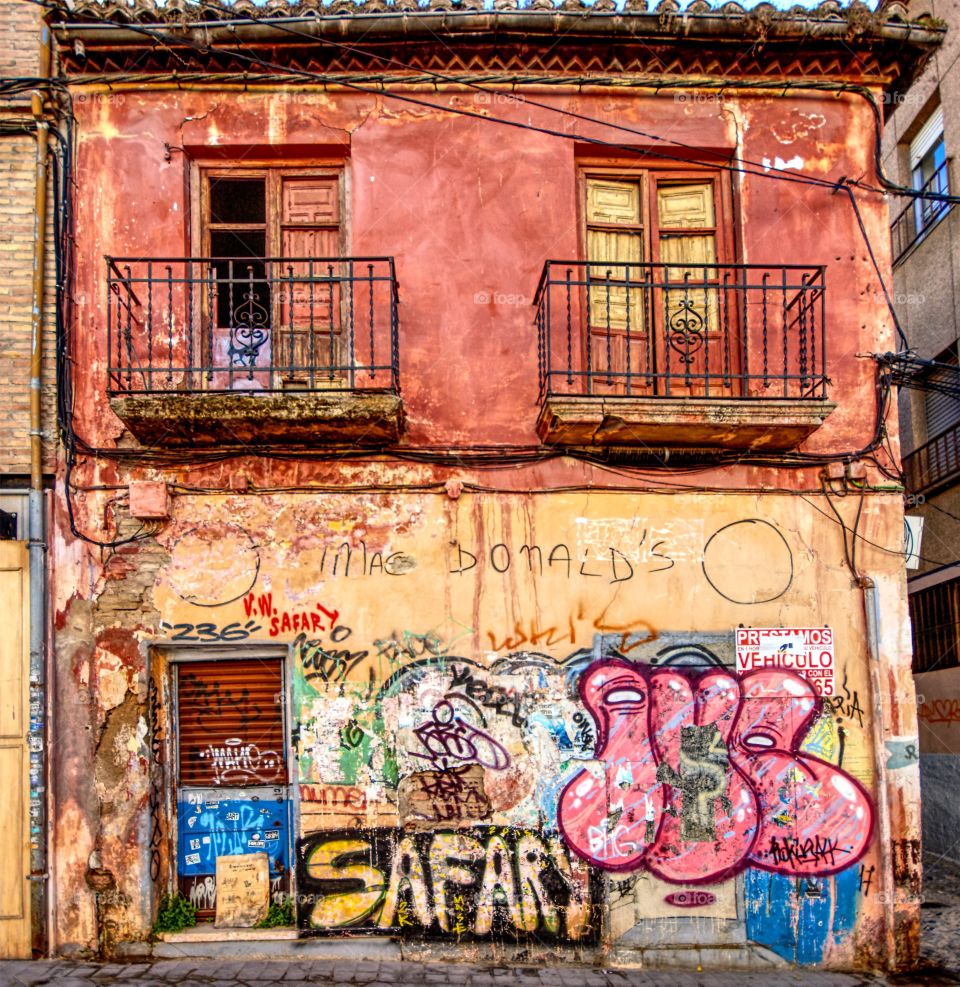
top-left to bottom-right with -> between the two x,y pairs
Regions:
745,867 -> 861,964
177,786 -> 289,877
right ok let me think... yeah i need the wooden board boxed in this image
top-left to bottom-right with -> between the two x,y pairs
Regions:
0,542 -> 30,958
214,853 -> 270,928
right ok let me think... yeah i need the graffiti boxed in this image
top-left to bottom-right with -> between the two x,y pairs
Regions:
340,719 -> 365,750
767,835 -> 843,871
410,700 -> 510,771
825,672 -> 865,728
557,660 -> 873,882
187,875 -> 216,910
571,711 -> 594,749
448,664 -> 526,728
242,589 -> 341,638
296,627 -> 368,684
373,620 -> 474,667
400,766 -> 492,825
448,539 -> 674,580
273,604 -> 339,639
375,630 -> 445,664
858,863 -> 876,896
197,738 -> 283,785
884,739 -> 919,770
183,874 -> 287,911
485,619 -> 577,652
297,827 -> 598,942
919,697 -> 960,724
301,784 -> 368,812
147,676 -> 164,883
168,523 -> 261,607
479,614 -> 658,655
892,838 -> 922,898
701,519 -> 793,605
159,619 -> 263,642
315,541 -> 415,578
178,671 -> 264,725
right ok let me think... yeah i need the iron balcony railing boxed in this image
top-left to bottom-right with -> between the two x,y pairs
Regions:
534,261 -> 827,400
106,256 -> 400,395
904,420 -> 960,496
891,159 -> 951,265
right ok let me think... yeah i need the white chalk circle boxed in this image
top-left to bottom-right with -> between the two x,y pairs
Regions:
168,523 -> 261,608
701,518 -> 793,605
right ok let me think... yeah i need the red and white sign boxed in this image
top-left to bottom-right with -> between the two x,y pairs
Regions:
735,627 -> 835,697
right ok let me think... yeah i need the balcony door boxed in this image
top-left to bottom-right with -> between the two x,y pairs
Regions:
584,170 -> 736,396
201,168 -> 344,390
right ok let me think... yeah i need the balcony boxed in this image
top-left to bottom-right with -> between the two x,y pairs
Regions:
891,159 -> 951,265
106,257 -> 403,447
534,261 -> 834,451
904,422 -> 960,497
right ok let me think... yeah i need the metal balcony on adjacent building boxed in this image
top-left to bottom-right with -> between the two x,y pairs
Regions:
904,422 -> 960,497
106,256 -> 403,447
534,261 -> 835,450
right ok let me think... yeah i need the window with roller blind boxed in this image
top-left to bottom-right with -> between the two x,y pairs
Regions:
201,167 -> 345,385
581,168 -> 732,393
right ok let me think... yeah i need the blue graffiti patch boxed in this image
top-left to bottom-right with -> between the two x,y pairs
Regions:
744,866 -> 860,964
177,789 -> 290,876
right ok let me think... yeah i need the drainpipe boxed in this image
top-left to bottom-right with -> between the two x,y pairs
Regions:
27,19 -> 52,957
861,578 -> 897,965
862,574 -> 922,971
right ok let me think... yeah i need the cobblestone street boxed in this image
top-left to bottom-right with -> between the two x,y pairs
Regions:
2,855 -> 960,987
1,956 -> 959,987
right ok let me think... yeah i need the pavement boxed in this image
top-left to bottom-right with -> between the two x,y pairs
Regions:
3,854 -> 960,987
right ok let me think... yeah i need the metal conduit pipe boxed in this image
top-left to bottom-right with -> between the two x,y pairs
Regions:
27,17 -> 52,957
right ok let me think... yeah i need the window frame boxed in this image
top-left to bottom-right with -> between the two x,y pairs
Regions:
575,161 -> 736,269
193,163 -> 349,263
575,160 -> 738,394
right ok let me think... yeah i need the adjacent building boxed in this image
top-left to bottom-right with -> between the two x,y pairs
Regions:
881,0 -> 960,868
15,0 -> 942,970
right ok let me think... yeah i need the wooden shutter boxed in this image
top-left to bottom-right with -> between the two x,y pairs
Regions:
655,181 -> 726,394
277,176 -> 342,384
585,178 -> 648,390
0,543 -> 30,957
177,659 -> 286,788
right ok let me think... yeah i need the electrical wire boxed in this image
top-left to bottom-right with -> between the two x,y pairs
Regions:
22,0 -> 929,542
799,491 -> 955,569
42,4 -> 919,364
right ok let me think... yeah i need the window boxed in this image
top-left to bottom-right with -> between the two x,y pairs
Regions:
911,575 -> 960,673
911,107 -> 949,237
581,168 -> 731,394
200,167 -> 345,387
893,107 -> 951,261
923,344 -> 960,443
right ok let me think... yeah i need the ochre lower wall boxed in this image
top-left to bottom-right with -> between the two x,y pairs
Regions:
50,489 -> 919,968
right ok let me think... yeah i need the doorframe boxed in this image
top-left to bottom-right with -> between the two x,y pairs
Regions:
148,643 -> 297,923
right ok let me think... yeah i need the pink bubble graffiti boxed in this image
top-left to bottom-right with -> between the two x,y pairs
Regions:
556,659 -> 873,883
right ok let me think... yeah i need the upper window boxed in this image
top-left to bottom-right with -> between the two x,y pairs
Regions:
911,107 -> 949,236
581,168 -> 730,395
200,167 -> 345,387
892,106 -> 950,263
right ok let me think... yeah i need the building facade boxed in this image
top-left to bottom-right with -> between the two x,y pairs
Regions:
881,0 -> 960,867
41,0 -> 937,970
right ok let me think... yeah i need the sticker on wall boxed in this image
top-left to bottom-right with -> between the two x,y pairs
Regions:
736,627 -> 835,697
